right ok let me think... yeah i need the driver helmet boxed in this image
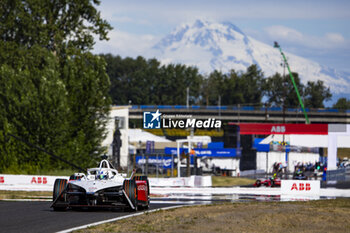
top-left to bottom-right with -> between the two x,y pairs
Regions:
97,170 -> 108,180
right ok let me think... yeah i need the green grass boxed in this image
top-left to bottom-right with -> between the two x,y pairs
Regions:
80,199 -> 350,233
211,176 -> 255,187
0,190 -> 52,199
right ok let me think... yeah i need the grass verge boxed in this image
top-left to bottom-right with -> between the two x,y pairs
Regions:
211,176 -> 255,186
0,190 -> 52,200
78,198 -> 350,233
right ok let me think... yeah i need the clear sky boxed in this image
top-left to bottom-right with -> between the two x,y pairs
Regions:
94,0 -> 350,73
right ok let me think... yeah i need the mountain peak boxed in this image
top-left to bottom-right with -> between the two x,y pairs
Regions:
154,20 -> 248,52
151,20 -> 350,94
193,19 -> 205,28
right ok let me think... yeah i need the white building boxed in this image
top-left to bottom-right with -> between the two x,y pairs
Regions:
102,106 -> 129,168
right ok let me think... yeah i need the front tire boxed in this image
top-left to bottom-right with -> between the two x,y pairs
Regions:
52,179 -> 68,211
123,179 -> 138,211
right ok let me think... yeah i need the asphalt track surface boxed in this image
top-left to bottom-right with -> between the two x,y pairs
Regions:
0,201 -> 182,233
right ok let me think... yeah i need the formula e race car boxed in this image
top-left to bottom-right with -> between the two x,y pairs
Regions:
51,159 -> 150,211
254,177 -> 281,187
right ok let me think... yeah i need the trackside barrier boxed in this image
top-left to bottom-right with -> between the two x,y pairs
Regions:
0,174 -> 212,191
281,180 -> 320,196
0,174 -> 69,191
149,176 -> 212,187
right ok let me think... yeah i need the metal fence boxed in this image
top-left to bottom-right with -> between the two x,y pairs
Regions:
326,167 -> 350,182
129,153 -> 176,177
128,153 -> 205,178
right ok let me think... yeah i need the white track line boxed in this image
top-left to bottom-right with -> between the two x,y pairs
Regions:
56,205 -> 188,233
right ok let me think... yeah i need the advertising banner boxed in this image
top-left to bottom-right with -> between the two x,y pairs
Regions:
281,180 -> 320,196
136,156 -> 173,169
0,174 -> 68,191
164,147 -> 237,158
238,123 -> 328,135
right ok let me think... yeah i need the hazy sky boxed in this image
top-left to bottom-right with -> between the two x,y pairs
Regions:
94,0 -> 350,72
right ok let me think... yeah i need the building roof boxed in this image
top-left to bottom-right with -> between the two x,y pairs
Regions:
128,129 -> 172,143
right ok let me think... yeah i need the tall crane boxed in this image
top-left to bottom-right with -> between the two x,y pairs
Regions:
274,41 -> 310,124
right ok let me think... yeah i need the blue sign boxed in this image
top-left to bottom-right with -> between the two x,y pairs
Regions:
143,109 -> 161,129
135,156 -> 173,169
164,147 -> 238,158
146,140 -> 155,153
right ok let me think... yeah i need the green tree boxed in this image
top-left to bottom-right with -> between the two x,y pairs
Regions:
0,0 -> 112,172
0,0 -> 111,54
0,45 -> 69,172
333,98 -> 350,110
204,70 -> 226,105
103,54 -> 203,105
264,72 -> 304,108
61,50 -> 111,168
304,80 -> 332,108
204,65 -> 264,106
239,64 -> 265,105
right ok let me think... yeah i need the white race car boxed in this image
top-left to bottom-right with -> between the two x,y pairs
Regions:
51,159 -> 150,211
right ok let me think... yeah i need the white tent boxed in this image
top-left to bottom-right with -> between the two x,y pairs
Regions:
128,129 -> 172,143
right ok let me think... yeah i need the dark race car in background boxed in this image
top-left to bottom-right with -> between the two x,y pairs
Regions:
254,177 -> 281,187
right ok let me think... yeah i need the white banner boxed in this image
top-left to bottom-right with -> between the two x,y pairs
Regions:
281,180 -> 320,196
0,174 -> 68,191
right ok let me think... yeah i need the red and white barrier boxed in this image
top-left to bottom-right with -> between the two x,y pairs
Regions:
0,174 -> 68,191
1,174 -> 349,199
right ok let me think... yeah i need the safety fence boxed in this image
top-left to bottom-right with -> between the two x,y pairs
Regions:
326,167 -> 350,182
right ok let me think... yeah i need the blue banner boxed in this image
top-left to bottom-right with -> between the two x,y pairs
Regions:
164,147 -> 238,158
135,156 -> 173,169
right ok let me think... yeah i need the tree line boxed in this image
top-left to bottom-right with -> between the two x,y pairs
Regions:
103,54 -> 337,109
0,0 -> 112,173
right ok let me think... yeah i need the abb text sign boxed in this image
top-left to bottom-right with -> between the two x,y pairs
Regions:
281,180 -> 320,196
0,174 -> 68,191
238,123 -> 328,135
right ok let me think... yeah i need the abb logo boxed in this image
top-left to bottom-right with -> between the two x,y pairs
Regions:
137,184 -> 146,191
0,176 -> 4,183
291,183 -> 311,191
31,177 -> 47,184
271,126 -> 286,133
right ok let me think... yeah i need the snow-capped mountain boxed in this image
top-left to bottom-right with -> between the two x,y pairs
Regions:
152,20 -> 350,94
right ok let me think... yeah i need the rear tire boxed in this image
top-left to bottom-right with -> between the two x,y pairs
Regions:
123,179 -> 138,211
133,176 -> 150,196
134,176 -> 150,209
255,180 -> 261,187
52,179 -> 68,211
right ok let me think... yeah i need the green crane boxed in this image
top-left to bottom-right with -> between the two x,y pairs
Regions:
274,41 -> 310,124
